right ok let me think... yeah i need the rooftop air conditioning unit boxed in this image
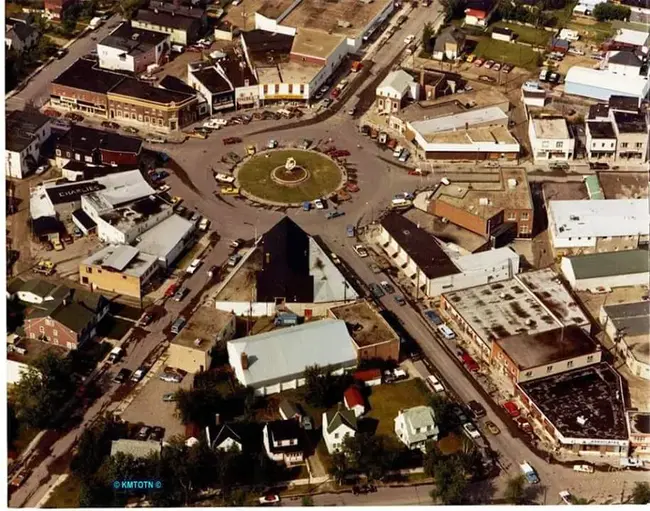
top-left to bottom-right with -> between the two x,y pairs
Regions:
507,178 -> 517,188
479,197 -> 489,205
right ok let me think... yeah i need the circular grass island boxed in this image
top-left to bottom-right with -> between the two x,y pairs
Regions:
235,149 -> 345,205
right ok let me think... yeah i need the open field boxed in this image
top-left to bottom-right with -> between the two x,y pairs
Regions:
474,38 -> 540,70
491,21 -> 551,46
44,475 -> 81,508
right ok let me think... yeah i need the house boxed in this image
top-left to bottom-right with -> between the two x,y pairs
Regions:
464,0 -> 496,26
561,250 -> 649,291
205,422 -> 262,452
131,4 -> 204,45
394,406 -> 439,452
263,419 -> 304,466
44,0 -> 77,19
606,50 -> 644,77
549,37 -> 570,54
110,439 -> 162,458
227,319 -> 358,396
55,124 -> 142,167
353,368 -> 382,387
528,117 -> 575,162
80,245 -> 159,300
5,21 -> 39,52
521,81 -> 547,108
343,386 -> 366,417
322,405 -> 358,454
168,307 -> 235,373
547,199 -> 649,256
187,62 -> 235,115
611,111 -> 648,162
6,110 -> 52,179
433,27 -> 465,60
491,26 -> 514,42
97,22 -> 170,74
17,279 -> 68,305
279,400 -> 302,421
375,70 -> 419,114
585,121 -> 617,160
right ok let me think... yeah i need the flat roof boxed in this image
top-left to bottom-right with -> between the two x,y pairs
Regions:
614,27 -> 650,46
329,300 -> 399,348
82,245 -> 158,278
431,168 -> 532,220
549,199 -> 649,238
542,181 -> 588,201
404,207 -> 488,253
257,0 -> 295,18
519,363 -> 628,441
133,8 -> 198,30
52,58 -> 126,93
135,214 -> 195,258
278,60 -> 322,84
496,325 -> 600,370
243,30 -> 294,61
109,77 -> 195,105
46,181 -> 105,205
613,111 -> 648,133
603,301 -> 650,363
380,212 -> 461,280
564,249 -> 649,280
99,195 -> 171,233
291,28 -> 345,60
410,106 -> 508,137
627,411 -> 650,436
172,306 -> 234,352
282,0 -> 393,38
586,121 -> 616,139
192,67 -> 232,94
565,67 -> 650,99
443,268 -> 590,345
532,117 -> 570,139
597,171 -> 648,200
85,169 -> 156,208
99,21 -> 168,55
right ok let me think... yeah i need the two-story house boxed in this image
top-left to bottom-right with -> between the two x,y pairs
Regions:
585,121 -> 617,160
528,117 -> 575,162
322,405 -> 358,454
432,27 -> 465,61
205,422 -> 262,452
612,111 -> 648,162
394,406 -> 439,452
375,70 -> 419,114
6,110 -> 52,179
263,419 -> 304,466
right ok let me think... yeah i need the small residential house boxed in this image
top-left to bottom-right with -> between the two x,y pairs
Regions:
528,117 -> 575,162
433,27 -> 465,60
205,422 -> 262,452
353,368 -> 383,387
5,21 -> 39,52
263,419 -> 304,466
343,386 -> 366,417
394,406 -> 439,452
375,70 -> 419,114
464,0 -> 496,26
6,110 -> 52,179
491,26 -> 514,42
322,405 -> 358,454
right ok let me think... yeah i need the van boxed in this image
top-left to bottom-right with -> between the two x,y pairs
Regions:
108,346 -> 124,364
398,149 -> 410,162
393,145 -> 403,158
391,197 -> 410,208
438,324 -> 456,340
346,225 -> 356,237
171,316 -> 186,335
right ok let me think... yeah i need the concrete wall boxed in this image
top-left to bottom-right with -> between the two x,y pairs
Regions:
167,344 -> 211,373
254,13 -> 297,36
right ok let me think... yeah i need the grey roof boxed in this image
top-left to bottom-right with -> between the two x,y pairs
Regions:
566,250 -> 649,280
83,245 -> 158,278
397,406 -> 438,444
279,400 -> 300,419
99,21 -> 168,54
608,50 -> 642,67
135,214 -> 195,260
603,301 -> 650,337
433,26 -> 465,53
325,405 -> 358,434
377,70 -> 415,97
111,439 -> 162,459
227,319 -> 357,389
409,106 -> 507,135
7,277 -> 26,296
19,279 -> 60,299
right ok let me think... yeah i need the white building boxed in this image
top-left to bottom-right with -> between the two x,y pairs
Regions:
585,121 -> 617,160
394,406 -> 439,452
6,110 -> 52,179
135,214 -> 196,268
564,67 -> 650,102
227,319 -> 358,396
521,81 -> 547,108
376,70 -> 419,114
263,420 -> 304,466
561,249 -> 649,291
322,406 -> 358,454
548,199 -> 650,255
614,28 -> 650,52
377,212 -> 520,297
528,117 -> 575,162
97,22 -> 170,74
605,50 -> 644,77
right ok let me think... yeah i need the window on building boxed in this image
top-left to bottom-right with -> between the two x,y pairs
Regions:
636,143 -> 643,148
263,84 -> 268,94
546,365 -> 553,373
587,355 -> 594,362
288,84 -> 293,93
122,275 -> 127,279
567,360 -> 574,368
145,116 -> 150,123
39,326 -> 45,333
621,142 -> 628,148
275,84 -> 280,93
55,149 -> 61,156
555,141 -> 563,148
53,329 -> 58,337
525,371 -> 532,377
138,115 -> 143,121
334,433 -> 339,439
521,212 -> 529,220
507,212 -> 517,220
300,84 -> 305,94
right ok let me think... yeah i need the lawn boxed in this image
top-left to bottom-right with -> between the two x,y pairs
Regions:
566,19 -> 614,43
366,379 -> 431,438
44,475 -> 81,508
491,21 -> 551,46
11,424 -> 40,456
474,38 -> 539,70
236,150 -> 344,204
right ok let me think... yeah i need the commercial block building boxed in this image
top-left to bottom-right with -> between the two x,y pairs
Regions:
612,111 -> 648,162
98,22 -> 170,74
627,411 -> 650,460
528,117 -> 575,162
560,250 -> 649,291
135,214 -> 196,268
55,125 -> 142,167
131,3 -> 204,45
585,121 -> 617,160
6,110 -> 52,179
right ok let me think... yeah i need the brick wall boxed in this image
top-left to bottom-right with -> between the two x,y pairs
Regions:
24,317 -> 79,350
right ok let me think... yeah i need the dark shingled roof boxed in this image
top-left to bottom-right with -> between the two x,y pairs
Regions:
134,8 -> 199,31
587,121 -> 616,139
99,21 -> 168,54
325,404 -> 358,434
588,103 -> 610,120
57,125 -> 143,155
192,67 -> 233,94
207,422 -> 262,451
46,181 -> 106,205
72,209 -> 97,230
6,110 -> 51,152
613,111 -> 648,133
52,58 -> 126,93
566,249 -> 649,280
379,212 -> 460,280
159,75 -> 198,96
266,419 -> 303,454
607,50 -> 642,67
109,77 -> 195,104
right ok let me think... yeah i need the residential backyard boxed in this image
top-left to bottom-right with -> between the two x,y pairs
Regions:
474,38 -> 540,70
490,21 -> 551,46
366,379 -> 431,438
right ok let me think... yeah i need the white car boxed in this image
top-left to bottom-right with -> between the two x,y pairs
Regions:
559,491 -> 572,505
427,375 -> 445,393
215,173 -> 235,184
313,199 -> 324,210
186,258 -> 202,274
259,494 -> 280,505
158,184 -> 171,193
199,218 -> 210,231
404,34 -> 415,44
131,368 -> 146,383
35,164 -> 49,175
463,422 -> 481,439
204,118 -> 228,128
353,244 -> 368,258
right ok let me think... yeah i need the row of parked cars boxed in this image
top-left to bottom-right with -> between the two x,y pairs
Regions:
468,56 -> 515,74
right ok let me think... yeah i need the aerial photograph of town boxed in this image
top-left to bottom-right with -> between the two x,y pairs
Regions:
4,0 -> 650,504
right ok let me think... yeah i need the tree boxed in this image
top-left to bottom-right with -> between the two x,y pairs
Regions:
440,0 -> 465,21
301,495 -> 314,506
429,394 -> 456,434
174,387 -> 223,427
504,474 -> 527,504
422,22 -> 434,54
303,365 -> 351,408
593,2 -> 630,21
118,0 -> 148,19
632,482 -> 650,504
329,452 -> 350,484
8,403 -> 19,449
429,456 -> 468,504
342,433 -> 396,482
71,420 -> 113,481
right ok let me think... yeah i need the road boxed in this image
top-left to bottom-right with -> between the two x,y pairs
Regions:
285,484 -> 436,506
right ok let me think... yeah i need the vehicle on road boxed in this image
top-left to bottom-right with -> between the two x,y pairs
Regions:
322,98 -> 333,108
214,172 -> 235,184
503,400 -> 520,417
56,48 -> 68,59
458,350 -> 479,372
483,59 -> 495,68
108,346 -> 124,364
437,324 -> 456,340
246,144 -> 256,155
124,126 -> 138,134
164,283 -> 179,297
423,309 -> 443,326
485,420 -> 500,435
199,217 -> 210,231
131,368 -> 146,383
173,287 -> 187,302
186,258 -> 202,274
380,280 -> 395,294
221,186 -> 240,195
515,416 -> 532,433
474,57 -> 485,67
228,253 -> 243,267
492,62 -> 502,71
503,63 -> 513,73
398,149 -> 410,162
369,283 -> 385,298
346,224 -> 356,237
267,139 -> 279,149
346,182 -> 360,193
162,392 -> 177,402
160,371 -> 183,383
352,484 -> 377,495
10,470 -> 30,488
313,199 -> 324,210
573,464 -> 594,473
404,34 -> 415,44
427,374 -> 445,393
326,210 -> 345,219
479,75 -> 496,83
52,238 -> 64,251
520,461 -> 540,484
207,265 -> 219,278
140,312 -> 154,326
467,400 -> 486,419
394,295 -> 406,306
259,494 -> 280,505
463,422 -> 481,439
222,136 -> 242,145
354,244 -> 368,257
113,368 -> 131,383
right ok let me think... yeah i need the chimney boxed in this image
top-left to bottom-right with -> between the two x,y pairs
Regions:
465,122 -> 469,131
241,352 -> 249,370
420,68 -> 425,87
215,413 -> 221,425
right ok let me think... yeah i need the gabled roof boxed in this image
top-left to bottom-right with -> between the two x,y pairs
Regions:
325,405 -> 358,434
207,422 -> 263,450
7,277 -> 26,296
353,367 -> 382,382
19,279 -> 60,299
608,50 -> 642,67
377,70 -> 415,98
397,405 -> 438,444
433,27 -> 465,52
279,399 -> 301,419
344,386 -> 365,408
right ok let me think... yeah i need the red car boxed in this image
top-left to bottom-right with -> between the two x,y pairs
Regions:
503,400 -> 520,418
331,88 -> 340,99
164,283 -> 179,297
515,416 -> 531,432
43,109 -> 61,118
346,182 -> 359,192
460,351 -> 479,372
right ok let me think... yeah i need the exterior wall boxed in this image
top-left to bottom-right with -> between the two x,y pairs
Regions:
322,418 -> 356,454
254,13 -> 297,36
167,344 -> 211,373
608,61 -> 641,77
130,20 -> 190,45
154,227 -> 195,268
528,121 -> 575,162
261,81 -> 309,102
376,94 -> 402,114
215,437 -> 241,451
394,413 -> 438,451
600,311 -> 650,380
492,32 -> 512,42
79,262 -> 157,299
107,93 -> 197,132
95,207 -> 173,245
616,131 -> 648,162
98,38 -> 167,74
100,148 -> 140,166
430,199 -> 492,236
50,83 -> 110,117
551,231 -> 641,256
24,316 -> 81,350
214,300 -> 349,318
355,339 -> 399,361
187,69 -> 235,114
235,83 -> 260,108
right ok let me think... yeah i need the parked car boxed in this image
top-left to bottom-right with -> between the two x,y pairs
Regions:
173,287 -> 187,302
423,309 -> 443,326
150,426 -> 165,442
162,392 -> 177,402
56,48 -> 68,59
140,312 -> 154,326
159,371 -> 183,383
369,283 -> 385,299
479,75 -> 496,83
467,400 -> 486,419
137,426 -> 151,440
124,126 -> 139,134
485,420 -> 500,435
474,58 -> 485,67
322,98 -> 333,108
346,224 -> 356,237
463,422 -> 481,439
353,244 -> 368,257
313,198 -> 325,210
221,186 -> 240,195
427,374 -> 445,393
502,63 -> 513,73
108,346 -> 124,364
222,137 -> 242,145
459,350 -> 479,372
483,59 -> 495,68
164,283 -> 179,298
228,253 -> 243,267
380,280 -> 395,294
394,295 -> 406,306
113,368 -> 131,383
515,416 -> 532,432
346,182 -> 360,192
326,210 -> 345,219
259,494 -> 280,505
503,400 -> 520,418
492,62 -> 502,71
131,367 -> 146,383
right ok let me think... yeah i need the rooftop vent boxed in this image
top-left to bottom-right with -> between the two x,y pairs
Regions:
570,215 -> 580,221
479,197 -> 489,205
194,338 -> 202,346
132,33 -> 140,40
507,178 -> 517,188
576,415 -> 587,426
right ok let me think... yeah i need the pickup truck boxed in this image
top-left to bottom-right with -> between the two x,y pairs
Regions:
186,258 -> 202,274
520,461 -> 540,484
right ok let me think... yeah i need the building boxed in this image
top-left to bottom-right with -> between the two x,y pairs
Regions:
55,125 -> 142,167
521,81 -> 547,108
377,212 -> 520,297
464,0 -> 496,26
98,22 -> 170,74
560,250 -> 649,291
343,386 -> 366,417
187,62 -> 234,115
550,37 -> 570,54
547,199 -> 649,256
516,363 -> 629,455
491,326 -> 602,388
627,411 -> 650,460
394,406 -> 439,452
606,50 -> 644,77
440,268 -> 591,358
608,95 -> 641,114
328,300 -> 400,361
433,26 -> 466,60
168,307 -> 235,373
135,214 -> 196,268
279,400 -> 302,421
600,301 -> 650,380
227,319 -> 358,396
612,111 -> 648,162
214,217 -> 358,316
613,28 -> 650,50
528,117 -> 575,162
585,121 -> 617,160
564,67 -> 650,102
408,106 -> 520,161
5,21 -> 39,52
322,405 -> 358,454
375,70 -> 419,114
205,422 -> 262,452
110,439 -> 162,458
491,26 -> 514,42
131,5 -> 203,45
80,245 -> 159,300
6,110 -> 52,179
427,168 -> 534,238
44,0 -> 76,19
262,419 -> 304,466
353,368 -> 382,387
16,279 -> 69,305
22,285 -> 109,350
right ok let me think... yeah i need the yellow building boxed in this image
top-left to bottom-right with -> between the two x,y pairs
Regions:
168,307 -> 236,373
80,245 -> 158,300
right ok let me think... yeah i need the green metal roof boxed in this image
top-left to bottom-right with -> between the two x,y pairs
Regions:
567,249 -> 649,280
584,175 -> 603,200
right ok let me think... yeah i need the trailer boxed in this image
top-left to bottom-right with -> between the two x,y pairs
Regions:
520,461 -> 539,484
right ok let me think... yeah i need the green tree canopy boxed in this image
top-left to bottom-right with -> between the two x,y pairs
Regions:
504,474 -> 527,504
593,2 -> 630,21
632,482 -> 650,504
174,387 -> 223,427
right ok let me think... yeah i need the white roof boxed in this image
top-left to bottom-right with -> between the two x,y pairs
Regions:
227,319 -> 357,388
377,70 -> 415,97
565,67 -> 650,100
396,406 -> 438,444
549,199 -> 650,238
135,214 -> 194,258
29,185 -> 56,219
409,106 -> 508,135
94,170 -> 156,207
453,246 -> 519,273
309,238 -> 359,302
614,28 -> 650,47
